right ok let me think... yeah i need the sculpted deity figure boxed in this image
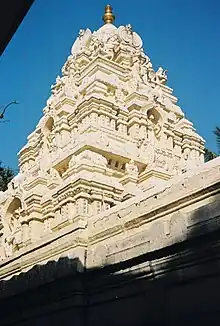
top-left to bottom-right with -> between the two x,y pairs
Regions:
128,57 -> 142,92
62,55 -> 73,77
138,138 -> 155,165
126,160 -> 139,177
148,114 -> 156,144
148,113 -> 162,140
45,131 -> 55,152
69,154 -> 77,169
124,24 -> 133,45
104,32 -> 120,60
154,120 -> 162,137
155,67 -> 168,85
62,55 -> 81,78
4,207 -> 22,257
71,28 -> 92,58
118,24 -> 143,49
48,168 -> 61,184
115,84 -> 125,103
139,53 -> 153,85
51,75 -> 65,95
89,34 -> 105,57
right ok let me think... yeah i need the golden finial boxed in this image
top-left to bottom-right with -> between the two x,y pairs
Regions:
102,4 -> 115,24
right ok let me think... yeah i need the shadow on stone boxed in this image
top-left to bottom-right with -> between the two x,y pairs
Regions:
0,198 -> 220,325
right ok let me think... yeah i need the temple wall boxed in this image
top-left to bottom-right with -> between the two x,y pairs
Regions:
0,158 -> 219,325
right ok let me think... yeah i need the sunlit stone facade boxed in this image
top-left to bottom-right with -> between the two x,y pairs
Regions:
0,5 -> 207,269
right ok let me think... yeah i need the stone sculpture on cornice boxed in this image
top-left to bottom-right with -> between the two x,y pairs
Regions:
51,75 -> 65,95
155,67 -> 168,85
118,24 -> 143,49
48,167 -> 61,185
3,207 -> 22,257
126,160 -> 139,177
71,28 -> 92,58
89,34 -> 106,57
97,32 -> 120,60
138,138 -> 155,166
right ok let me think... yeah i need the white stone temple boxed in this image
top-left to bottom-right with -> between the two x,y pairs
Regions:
0,5 -> 213,272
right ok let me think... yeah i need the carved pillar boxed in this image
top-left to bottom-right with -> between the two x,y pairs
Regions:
105,116 -> 110,128
43,217 -> 53,234
167,135 -> 173,149
21,222 -> 30,243
129,124 -> 139,138
93,200 -> 102,215
29,218 -> 43,242
76,197 -> 89,216
68,202 -> 76,222
139,125 -> 147,139
91,112 -> 98,125
99,114 -> 106,127
110,119 -> 116,130
173,136 -> 182,156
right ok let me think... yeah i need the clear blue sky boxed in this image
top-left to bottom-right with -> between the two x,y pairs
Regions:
0,0 -> 219,170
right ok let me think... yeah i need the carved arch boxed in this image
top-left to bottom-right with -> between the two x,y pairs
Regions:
43,116 -> 55,136
146,107 -> 163,125
1,197 -> 23,257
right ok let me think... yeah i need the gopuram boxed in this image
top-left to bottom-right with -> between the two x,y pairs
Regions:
0,5 -> 220,326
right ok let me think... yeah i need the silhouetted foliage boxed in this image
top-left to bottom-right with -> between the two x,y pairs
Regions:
204,126 -> 220,162
214,126 -> 220,153
0,162 -> 15,191
204,147 -> 218,162
0,101 -> 19,120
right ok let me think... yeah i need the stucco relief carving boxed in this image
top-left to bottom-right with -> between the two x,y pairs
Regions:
47,168 -> 62,185
155,67 -> 168,85
51,75 -> 65,95
126,160 -> 139,177
0,198 -> 25,259
71,28 -> 92,58
138,138 -> 155,166
118,24 -> 143,48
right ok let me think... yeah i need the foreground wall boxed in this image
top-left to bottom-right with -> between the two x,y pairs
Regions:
0,158 -> 220,326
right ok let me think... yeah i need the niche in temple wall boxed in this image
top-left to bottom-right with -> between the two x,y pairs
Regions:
43,117 -> 57,153
37,117 -> 58,170
146,108 -> 163,145
1,198 -> 24,258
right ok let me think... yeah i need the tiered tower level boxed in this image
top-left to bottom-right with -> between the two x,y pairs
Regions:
0,6 -> 205,260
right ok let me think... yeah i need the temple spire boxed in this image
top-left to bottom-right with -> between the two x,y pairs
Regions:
102,4 -> 115,24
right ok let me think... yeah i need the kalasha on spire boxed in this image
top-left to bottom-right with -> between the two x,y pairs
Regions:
102,4 -> 115,24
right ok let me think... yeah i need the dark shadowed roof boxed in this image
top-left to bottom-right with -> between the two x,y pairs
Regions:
0,0 -> 34,56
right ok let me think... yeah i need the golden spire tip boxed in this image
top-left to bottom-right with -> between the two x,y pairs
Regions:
103,4 -> 115,24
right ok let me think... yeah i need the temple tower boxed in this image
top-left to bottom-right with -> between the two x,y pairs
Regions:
0,5 -> 205,260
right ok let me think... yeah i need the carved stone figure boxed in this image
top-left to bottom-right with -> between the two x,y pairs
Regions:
48,168 -> 61,184
104,32 -> 120,60
89,35 -> 105,57
155,67 -> 168,85
51,75 -> 65,94
118,24 -> 143,49
71,28 -> 92,58
138,138 -> 155,166
126,160 -> 138,177
3,207 -> 22,257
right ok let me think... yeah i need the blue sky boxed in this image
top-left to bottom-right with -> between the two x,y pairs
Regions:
0,0 -> 219,170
